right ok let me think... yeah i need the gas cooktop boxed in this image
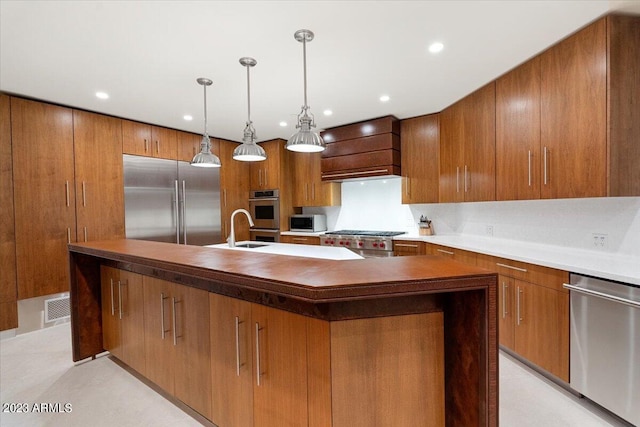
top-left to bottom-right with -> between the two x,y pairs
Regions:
324,230 -> 406,237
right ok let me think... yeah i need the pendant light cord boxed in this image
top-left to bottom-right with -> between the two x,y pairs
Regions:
302,37 -> 308,109
203,83 -> 208,136
246,64 -> 251,123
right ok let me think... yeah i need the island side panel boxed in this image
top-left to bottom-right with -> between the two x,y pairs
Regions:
443,286 -> 497,427
69,251 -> 104,361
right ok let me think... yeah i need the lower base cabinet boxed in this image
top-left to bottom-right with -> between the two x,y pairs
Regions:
210,293 -> 444,427
100,266 -> 145,375
143,276 -> 211,420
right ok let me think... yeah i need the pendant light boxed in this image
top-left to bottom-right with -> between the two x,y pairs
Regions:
286,29 -> 326,152
191,77 -> 222,167
233,57 -> 267,161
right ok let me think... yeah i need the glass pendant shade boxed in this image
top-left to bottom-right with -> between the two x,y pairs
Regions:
191,77 -> 222,168
286,29 -> 325,153
233,57 -> 266,162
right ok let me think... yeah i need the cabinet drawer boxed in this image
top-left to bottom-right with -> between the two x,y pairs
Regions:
280,235 -> 320,245
476,253 -> 568,292
427,244 -> 476,265
393,240 -> 425,256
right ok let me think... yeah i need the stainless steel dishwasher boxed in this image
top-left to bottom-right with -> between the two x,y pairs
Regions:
564,274 -> 640,426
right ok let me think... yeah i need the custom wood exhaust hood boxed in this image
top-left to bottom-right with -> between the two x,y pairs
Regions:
320,115 -> 400,181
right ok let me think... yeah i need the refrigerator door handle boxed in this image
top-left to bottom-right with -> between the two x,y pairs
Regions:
174,180 -> 180,244
182,180 -> 187,245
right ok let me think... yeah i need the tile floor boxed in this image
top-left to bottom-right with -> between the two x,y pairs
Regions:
0,324 -> 632,427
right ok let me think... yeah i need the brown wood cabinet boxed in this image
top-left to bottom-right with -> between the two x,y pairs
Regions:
400,114 -> 439,204
439,83 -> 496,203
11,98 -> 76,299
393,240 -> 426,256
177,130 -> 202,163
291,151 -> 341,207
250,140 -> 283,190
540,19 -> 607,199
279,235 -> 320,245
0,94 -> 17,331
122,119 -> 178,160
100,266 -> 146,374
475,253 -> 569,381
73,110 -> 125,243
143,276 -> 212,420
210,293 -> 309,427
426,243 -> 477,265
496,57 -> 542,201
219,139 -> 250,242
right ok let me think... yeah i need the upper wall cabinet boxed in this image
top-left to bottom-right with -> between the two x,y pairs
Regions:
496,15 -> 640,200
177,130 -> 202,163
401,114 -> 440,204
291,151 -> 341,207
122,119 -> 178,160
439,83 -> 496,203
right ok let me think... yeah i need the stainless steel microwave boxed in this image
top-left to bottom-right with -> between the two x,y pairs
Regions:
289,214 -> 327,232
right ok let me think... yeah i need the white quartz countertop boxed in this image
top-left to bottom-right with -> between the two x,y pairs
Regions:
394,233 -> 640,286
206,241 -> 363,260
280,231 -> 325,237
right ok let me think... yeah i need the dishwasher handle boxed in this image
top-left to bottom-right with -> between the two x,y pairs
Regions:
563,283 -> 640,310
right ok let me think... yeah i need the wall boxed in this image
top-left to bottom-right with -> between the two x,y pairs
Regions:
305,178 -> 640,258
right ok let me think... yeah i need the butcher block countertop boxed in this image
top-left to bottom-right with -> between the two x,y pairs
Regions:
69,239 -> 496,302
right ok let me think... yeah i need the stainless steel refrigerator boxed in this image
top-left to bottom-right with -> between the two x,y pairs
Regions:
123,154 -> 221,246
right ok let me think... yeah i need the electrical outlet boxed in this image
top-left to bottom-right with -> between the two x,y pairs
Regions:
592,233 -> 608,249
485,225 -> 494,236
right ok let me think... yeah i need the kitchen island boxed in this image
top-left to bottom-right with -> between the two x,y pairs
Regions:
68,239 -> 498,427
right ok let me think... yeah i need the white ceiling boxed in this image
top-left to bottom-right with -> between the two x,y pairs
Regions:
2,1 -> 639,143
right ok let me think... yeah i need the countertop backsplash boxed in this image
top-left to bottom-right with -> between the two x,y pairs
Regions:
304,178 -> 640,258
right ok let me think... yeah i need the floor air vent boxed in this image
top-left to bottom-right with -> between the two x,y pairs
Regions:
44,296 -> 70,323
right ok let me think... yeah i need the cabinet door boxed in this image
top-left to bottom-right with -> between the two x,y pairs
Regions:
291,152 -> 314,206
73,110 -> 125,243
540,19 -> 607,199
119,270 -> 145,375
210,293 -> 254,427
463,83 -> 496,202
496,58 -> 541,201
122,120 -> 152,156
219,139 -> 250,242
173,284 -> 211,420
142,276 -> 175,394
400,114 -> 440,204
252,303 -> 308,427
0,94 -> 17,331
151,126 -> 178,160
11,98 -> 76,299
178,131 -> 201,163
498,275 -> 515,350
101,266 -> 123,360
439,103 -> 464,203
250,140 -> 281,190
514,280 -> 569,381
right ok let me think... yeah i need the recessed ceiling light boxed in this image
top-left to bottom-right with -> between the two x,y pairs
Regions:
95,91 -> 109,99
379,95 -> 390,102
279,121 -> 288,127
323,109 -> 333,116
183,115 -> 193,121
429,42 -> 444,53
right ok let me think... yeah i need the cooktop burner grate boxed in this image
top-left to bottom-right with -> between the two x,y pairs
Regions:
324,230 -> 406,237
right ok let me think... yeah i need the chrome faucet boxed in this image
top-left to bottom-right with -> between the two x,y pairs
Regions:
228,208 -> 254,247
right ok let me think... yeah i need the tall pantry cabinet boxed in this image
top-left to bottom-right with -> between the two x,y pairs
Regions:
0,94 -> 17,330
9,97 -> 125,302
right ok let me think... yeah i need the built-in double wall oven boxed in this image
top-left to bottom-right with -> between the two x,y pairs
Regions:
248,189 -> 280,242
